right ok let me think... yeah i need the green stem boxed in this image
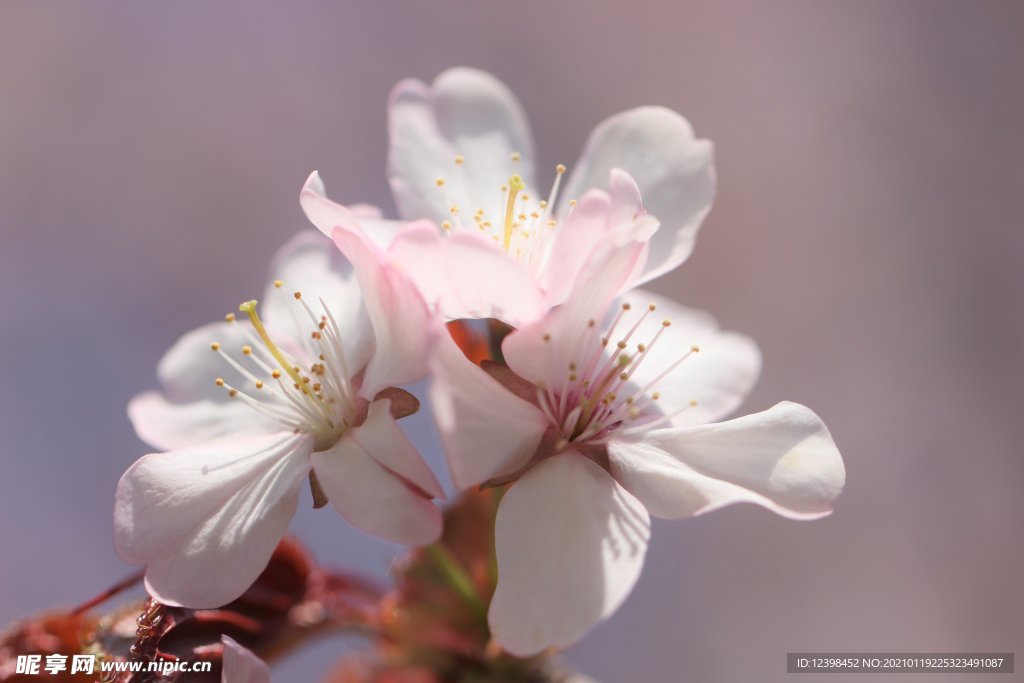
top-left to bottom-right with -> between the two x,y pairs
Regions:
427,543 -> 488,621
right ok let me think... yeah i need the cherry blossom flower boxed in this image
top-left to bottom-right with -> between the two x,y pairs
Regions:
430,244 -> 846,655
300,67 -> 714,325
115,230 -> 444,609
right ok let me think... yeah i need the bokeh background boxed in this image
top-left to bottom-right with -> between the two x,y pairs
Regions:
2,2 -> 1022,681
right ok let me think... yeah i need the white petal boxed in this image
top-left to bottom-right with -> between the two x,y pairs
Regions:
489,452 -> 650,656
312,429 -> 442,546
386,222 -> 545,325
155,321 -> 254,404
114,432 -> 312,608
128,392 -> 281,451
388,68 -> 535,224
608,402 -> 845,520
615,288 -> 761,426
353,398 -> 444,499
300,171 -> 405,249
560,107 -> 715,282
221,636 -> 270,683
330,228 -> 436,396
429,331 -> 548,490
262,230 -> 374,376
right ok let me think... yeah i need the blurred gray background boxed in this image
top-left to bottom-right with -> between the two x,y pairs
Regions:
1,2 -> 1022,681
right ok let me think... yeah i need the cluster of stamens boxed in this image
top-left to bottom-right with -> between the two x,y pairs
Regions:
434,153 -> 574,271
208,283 -> 358,448
535,302 -> 701,449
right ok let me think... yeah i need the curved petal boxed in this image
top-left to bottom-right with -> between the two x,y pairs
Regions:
608,402 -> 845,520
312,430 -> 441,546
300,171 -> 406,249
114,432 -> 313,608
387,222 -> 545,325
221,636 -> 270,683
262,230 -> 374,376
429,331 -> 548,490
560,107 -> 715,282
354,398 -> 444,499
156,321 -> 255,404
388,68 -> 536,224
331,227 -> 437,396
128,392 -> 281,451
489,452 -> 650,656
614,288 -> 761,426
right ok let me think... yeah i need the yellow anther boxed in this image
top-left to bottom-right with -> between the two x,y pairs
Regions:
637,343 -> 647,352
273,279 -> 283,289
689,399 -> 698,407
662,320 -> 672,327
691,345 -> 700,353
255,380 -> 264,389
539,200 -> 548,209
648,303 -> 657,311
271,369 -> 282,379
454,155 -> 464,165
652,391 -> 661,400
215,377 -> 225,386
569,199 -> 577,207
441,220 -> 452,231
242,345 -> 253,355
450,204 -> 460,215
293,291 -> 302,300
436,178 -> 445,187
617,341 -> 627,350
224,313 -> 235,323
228,389 -> 238,398
556,164 -> 567,174
210,342 -> 221,351
511,152 -> 521,162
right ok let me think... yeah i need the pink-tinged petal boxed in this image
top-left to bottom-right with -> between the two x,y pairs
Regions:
330,228 -> 436,396
128,392 -> 281,451
608,402 -> 845,520
429,331 -> 548,490
489,452 -> 651,656
311,431 -> 441,546
114,432 -> 313,608
155,321 -> 254,404
221,636 -> 270,683
262,230 -> 374,375
388,68 -> 535,224
615,289 -> 761,426
300,171 -> 405,249
503,240 -> 646,389
387,222 -> 545,325
354,398 -> 444,500
560,107 -> 715,282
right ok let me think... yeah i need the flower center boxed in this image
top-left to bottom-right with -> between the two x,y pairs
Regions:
434,155 -> 571,273
209,285 -> 360,451
534,302 -> 701,449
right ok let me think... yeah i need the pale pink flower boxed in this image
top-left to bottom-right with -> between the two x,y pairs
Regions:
115,231 -> 444,608
221,636 -> 270,683
430,244 -> 846,655
300,67 -> 714,325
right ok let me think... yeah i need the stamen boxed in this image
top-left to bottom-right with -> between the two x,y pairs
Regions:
239,300 -> 307,392
503,174 -> 525,250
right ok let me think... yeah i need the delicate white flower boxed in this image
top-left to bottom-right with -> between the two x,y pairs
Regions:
221,636 -> 269,683
430,244 -> 846,655
300,67 -> 714,325
115,231 -> 444,608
